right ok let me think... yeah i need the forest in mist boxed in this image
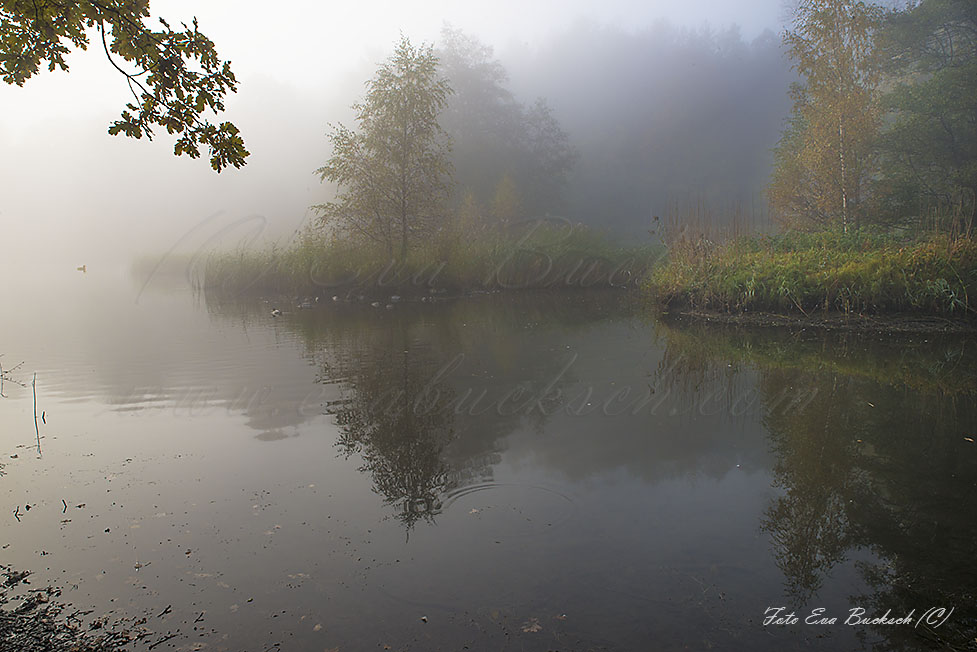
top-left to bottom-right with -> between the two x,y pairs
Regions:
499,22 -> 794,232
0,15 -> 793,267
434,21 -> 794,235
400,20 -> 794,235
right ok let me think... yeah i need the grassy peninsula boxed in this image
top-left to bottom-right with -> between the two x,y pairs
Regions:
645,230 -> 977,322
204,221 -> 656,299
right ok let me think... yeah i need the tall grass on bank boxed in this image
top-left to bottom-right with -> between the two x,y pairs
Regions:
204,220 -> 658,298
647,229 -> 977,316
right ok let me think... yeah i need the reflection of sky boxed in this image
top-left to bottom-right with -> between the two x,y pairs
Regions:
0,274 -> 332,440
0,276 -> 777,476
0,278 -> 924,651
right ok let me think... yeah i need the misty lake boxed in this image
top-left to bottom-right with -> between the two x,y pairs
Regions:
1,270 -> 975,652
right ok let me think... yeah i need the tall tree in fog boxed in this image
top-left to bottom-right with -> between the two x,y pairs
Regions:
875,0 -> 977,233
437,26 -> 576,220
769,0 -> 885,231
315,37 -> 452,258
523,98 -> 578,215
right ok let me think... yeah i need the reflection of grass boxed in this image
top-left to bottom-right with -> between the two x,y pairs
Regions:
647,230 -> 977,316
656,318 -> 977,396
204,222 -> 658,298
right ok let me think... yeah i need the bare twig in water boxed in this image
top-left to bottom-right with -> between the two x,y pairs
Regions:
33,372 -> 41,456
0,358 -> 27,397
148,633 -> 179,650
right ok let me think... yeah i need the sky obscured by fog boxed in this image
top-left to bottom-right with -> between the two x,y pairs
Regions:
0,0 -> 787,273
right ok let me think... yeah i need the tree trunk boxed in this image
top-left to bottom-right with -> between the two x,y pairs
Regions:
839,117 -> 849,234
401,215 -> 408,260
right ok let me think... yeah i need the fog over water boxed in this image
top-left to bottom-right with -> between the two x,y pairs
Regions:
0,0 -> 786,274
3,4 -> 977,650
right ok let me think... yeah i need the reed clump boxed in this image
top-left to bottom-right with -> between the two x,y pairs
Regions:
647,229 -> 977,316
204,221 -> 657,298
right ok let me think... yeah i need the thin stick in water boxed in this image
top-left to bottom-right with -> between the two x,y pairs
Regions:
32,372 -> 41,456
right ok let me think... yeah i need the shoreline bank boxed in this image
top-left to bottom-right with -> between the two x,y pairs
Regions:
659,308 -> 977,333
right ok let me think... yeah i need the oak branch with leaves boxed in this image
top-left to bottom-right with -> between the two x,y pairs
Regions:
0,0 -> 248,171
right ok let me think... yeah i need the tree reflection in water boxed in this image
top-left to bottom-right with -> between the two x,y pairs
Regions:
292,295 -> 602,530
658,319 -> 977,651
329,334 -> 455,530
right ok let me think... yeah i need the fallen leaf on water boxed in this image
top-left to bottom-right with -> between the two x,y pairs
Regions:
521,618 -> 542,633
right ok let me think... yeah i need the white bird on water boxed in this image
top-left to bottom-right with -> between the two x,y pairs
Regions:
271,309 -> 282,317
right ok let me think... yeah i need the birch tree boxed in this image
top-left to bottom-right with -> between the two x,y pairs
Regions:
769,0 -> 885,231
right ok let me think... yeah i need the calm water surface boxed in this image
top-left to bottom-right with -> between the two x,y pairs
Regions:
1,268 -> 975,651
